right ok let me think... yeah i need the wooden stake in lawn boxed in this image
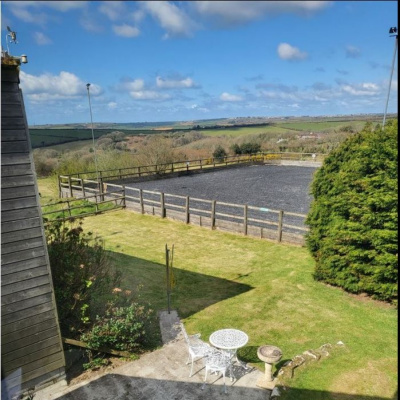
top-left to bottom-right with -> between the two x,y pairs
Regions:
165,244 -> 176,314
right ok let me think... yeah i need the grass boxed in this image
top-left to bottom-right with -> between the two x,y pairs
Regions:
38,177 -> 119,221
38,178 -> 398,399
199,124 -> 289,137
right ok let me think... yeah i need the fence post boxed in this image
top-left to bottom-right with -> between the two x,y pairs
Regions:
119,169 -> 122,179
95,193 -> 99,213
171,162 -> 174,173
138,166 -> 141,177
68,176 -> 73,198
277,210 -> 284,242
200,159 -> 202,170
243,204 -> 248,236
211,200 -> 216,229
81,178 -> 86,198
122,185 -> 126,208
139,189 -> 144,214
58,176 -> 62,198
185,196 -> 190,224
67,200 -> 72,217
160,192 -> 165,218
99,177 -> 104,202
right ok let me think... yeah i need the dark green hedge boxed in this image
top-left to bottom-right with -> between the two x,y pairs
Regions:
306,120 -> 398,304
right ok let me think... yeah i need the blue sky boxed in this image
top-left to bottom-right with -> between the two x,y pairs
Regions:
1,1 -> 398,125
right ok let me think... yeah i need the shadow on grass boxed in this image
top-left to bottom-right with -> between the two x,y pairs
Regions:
107,250 -> 254,319
278,388 -> 398,400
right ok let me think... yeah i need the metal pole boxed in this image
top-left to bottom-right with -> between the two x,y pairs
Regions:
166,245 -> 171,314
383,32 -> 398,129
86,83 -> 100,187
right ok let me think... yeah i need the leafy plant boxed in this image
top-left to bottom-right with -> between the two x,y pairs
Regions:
46,219 -> 125,336
213,145 -> 227,162
80,303 -> 155,353
306,120 -> 398,304
232,142 -> 261,155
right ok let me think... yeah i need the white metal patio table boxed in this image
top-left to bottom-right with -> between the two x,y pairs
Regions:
209,328 -> 249,369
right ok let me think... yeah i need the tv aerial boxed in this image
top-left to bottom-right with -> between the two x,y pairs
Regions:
6,26 -> 17,54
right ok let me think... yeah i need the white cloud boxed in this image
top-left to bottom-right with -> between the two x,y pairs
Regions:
34,32 -> 52,45
112,24 -> 140,37
80,14 -> 103,33
278,43 -> 308,61
345,45 -> 361,58
99,1 -> 126,21
132,9 -> 146,23
108,102 -> 118,109
5,1 -> 87,24
123,79 -> 145,91
193,1 -> 331,26
156,76 -> 197,89
340,82 -> 381,96
141,1 -> 197,38
38,1 -> 87,12
129,91 -> 170,100
20,71 -> 102,100
220,92 -> 243,101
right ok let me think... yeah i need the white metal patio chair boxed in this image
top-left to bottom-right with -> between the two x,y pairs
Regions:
201,348 -> 235,394
180,323 -> 212,377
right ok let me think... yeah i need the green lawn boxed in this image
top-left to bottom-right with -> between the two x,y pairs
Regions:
38,177 -> 397,399
72,209 -> 397,400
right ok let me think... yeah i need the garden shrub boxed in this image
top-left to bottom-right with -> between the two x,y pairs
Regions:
46,220 -> 130,336
232,142 -> 261,155
80,302 -> 155,353
306,120 -> 398,304
213,145 -> 227,161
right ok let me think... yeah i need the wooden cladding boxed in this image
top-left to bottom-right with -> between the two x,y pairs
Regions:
1,61 -> 65,396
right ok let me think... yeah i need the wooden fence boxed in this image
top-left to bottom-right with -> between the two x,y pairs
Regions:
42,190 -> 126,223
59,152 -> 324,184
59,177 -> 308,245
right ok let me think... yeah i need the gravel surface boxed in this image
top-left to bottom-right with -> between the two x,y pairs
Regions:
123,165 -> 317,214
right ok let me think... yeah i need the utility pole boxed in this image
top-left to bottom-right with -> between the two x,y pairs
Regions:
86,83 -> 100,188
382,27 -> 398,129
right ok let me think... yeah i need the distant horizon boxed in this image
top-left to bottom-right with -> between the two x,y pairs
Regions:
28,112 -> 397,128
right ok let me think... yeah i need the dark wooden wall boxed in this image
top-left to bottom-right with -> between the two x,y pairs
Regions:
1,61 -> 66,396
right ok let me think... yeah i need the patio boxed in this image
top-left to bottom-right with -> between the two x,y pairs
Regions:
34,311 -> 271,400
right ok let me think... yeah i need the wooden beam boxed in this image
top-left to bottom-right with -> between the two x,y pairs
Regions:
62,338 -> 131,358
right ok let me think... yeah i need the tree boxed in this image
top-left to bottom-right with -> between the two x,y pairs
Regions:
305,120 -> 398,304
213,145 -> 227,161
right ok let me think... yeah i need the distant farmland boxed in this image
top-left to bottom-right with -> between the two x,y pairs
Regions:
29,115 -> 388,148
29,128 -> 158,148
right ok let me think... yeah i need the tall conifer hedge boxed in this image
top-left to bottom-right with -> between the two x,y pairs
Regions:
306,120 -> 398,304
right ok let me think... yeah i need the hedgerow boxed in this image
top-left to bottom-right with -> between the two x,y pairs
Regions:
306,120 -> 398,304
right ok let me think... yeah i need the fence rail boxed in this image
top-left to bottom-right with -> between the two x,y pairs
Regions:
42,190 -> 126,223
59,152 -> 324,183
58,177 -> 308,245
56,152 -> 319,244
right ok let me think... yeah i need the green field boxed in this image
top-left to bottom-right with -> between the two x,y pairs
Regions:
277,119 -> 381,132
30,128 -> 163,148
197,124 -> 289,137
39,172 -> 397,400
31,115 -> 388,149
